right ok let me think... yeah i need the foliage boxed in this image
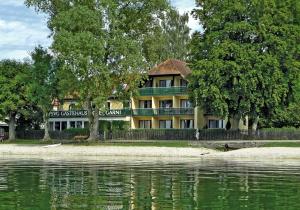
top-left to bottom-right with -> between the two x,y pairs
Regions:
261,127 -> 300,131
99,120 -> 130,132
0,60 -> 31,139
189,0 -> 300,126
0,60 -> 30,118
142,9 -> 191,66
16,104 -> 43,131
27,46 -> 59,115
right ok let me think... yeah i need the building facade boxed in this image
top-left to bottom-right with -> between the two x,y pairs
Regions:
48,59 -> 226,131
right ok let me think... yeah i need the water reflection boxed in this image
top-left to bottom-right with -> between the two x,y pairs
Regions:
0,158 -> 299,209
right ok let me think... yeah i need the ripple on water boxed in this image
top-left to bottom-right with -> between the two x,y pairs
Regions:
0,158 -> 299,209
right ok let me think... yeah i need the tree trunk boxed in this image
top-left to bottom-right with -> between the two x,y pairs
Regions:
87,100 -> 99,141
8,112 -> 16,140
230,115 -> 240,130
43,112 -> 51,141
251,116 -> 259,134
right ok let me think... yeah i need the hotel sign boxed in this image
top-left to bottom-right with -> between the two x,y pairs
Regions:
49,110 -> 88,118
49,109 -> 130,118
100,109 -> 124,117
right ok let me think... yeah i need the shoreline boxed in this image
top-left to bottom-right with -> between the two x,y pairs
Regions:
1,144 -> 300,160
0,144 -> 217,158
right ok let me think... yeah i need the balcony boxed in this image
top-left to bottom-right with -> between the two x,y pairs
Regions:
138,86 -> 188,96
132,108 -> 194,116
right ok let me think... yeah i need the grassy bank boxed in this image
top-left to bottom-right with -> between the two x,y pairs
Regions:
2,139 -> 195,148
3,139 -> 300,148
260,142 -> 300,147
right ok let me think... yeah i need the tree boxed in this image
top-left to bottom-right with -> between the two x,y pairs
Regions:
0,60 -> 30,140
142,9 -> 191,67
26,0 -> 177,140
189,0 -> 300,131
27,46 -> 59,140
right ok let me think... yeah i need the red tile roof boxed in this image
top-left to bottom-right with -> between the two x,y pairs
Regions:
148,59 -> 191,78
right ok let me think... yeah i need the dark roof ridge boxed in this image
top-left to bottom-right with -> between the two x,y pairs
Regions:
148,59 -> 191,78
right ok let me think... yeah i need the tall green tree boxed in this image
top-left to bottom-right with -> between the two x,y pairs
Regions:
26,0 -> 178,139
189,0 -> 300,130
27,46 -> 59,140
142,9 -> 191,66
0,60 -> 30,140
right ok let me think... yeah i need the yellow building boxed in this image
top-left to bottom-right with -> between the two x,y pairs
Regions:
48,59 -> 226,131
131,59 -> 195,129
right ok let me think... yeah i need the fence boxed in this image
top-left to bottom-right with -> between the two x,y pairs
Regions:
104,129 -> 197,140
16,129 -> 300,141
17,129 -> 89,140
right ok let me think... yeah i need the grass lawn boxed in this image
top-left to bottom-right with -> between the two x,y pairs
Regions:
2,139 -> 54,145
4,139 -> 300,148
2,139 -> 196,147
260,142 -> 300,147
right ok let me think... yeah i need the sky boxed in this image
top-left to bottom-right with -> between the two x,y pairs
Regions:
0,0 -> 200,60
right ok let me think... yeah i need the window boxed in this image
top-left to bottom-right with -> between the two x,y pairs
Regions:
159,100 -> 173,108
76,121 -> 82,128
139,120 -> 152,129
159,120 -> 173,129
69,104 -> 76,110
70,121 -> 76,128
208,120 -> 224,129
55,122 -> 60,131
107,102 -> 111,109
144,80 -> 152,87
61,121 -> 67,130
159,80 -> 173,87
180,79 -> 188,87
139,100 -> 152,108
180,99 -> 192,108
180,120 -> 194,129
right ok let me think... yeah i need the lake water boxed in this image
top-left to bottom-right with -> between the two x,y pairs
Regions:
0,157 -> 300,210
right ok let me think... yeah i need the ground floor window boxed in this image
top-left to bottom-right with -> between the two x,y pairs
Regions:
208,120 -> 225,129
76,121 -> 82,128
55,122 -> 60,131
50,120 -> 85,131
159,120 -> 173,129
180,119 -> 194,129
70,121 -> 76,128
84,121 -> 89,129
139,120 -> 151,129
61,121 -> 67,130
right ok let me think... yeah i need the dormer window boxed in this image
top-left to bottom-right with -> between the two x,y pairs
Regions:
159,80 -> 173,87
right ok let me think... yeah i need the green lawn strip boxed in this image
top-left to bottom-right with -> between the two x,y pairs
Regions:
2,139 -> 54,145
2,139 -> 198,148
74,140 -> 195,147
260,142 -> 300,147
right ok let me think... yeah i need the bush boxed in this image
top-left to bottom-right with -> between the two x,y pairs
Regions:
99,120 -> 129,132
261,127 -> 300,132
